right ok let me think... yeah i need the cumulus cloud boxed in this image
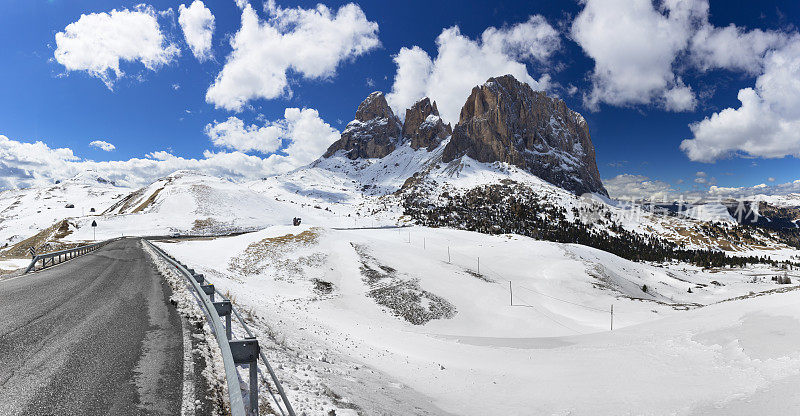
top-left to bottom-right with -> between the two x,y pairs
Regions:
205,108 -> 339,164
0,130 -> 336,191
206,2 -> 380,111
571,0 -> 704,111
689,23 -> 790,74
205,116 -> 284,154
663,81 -> 697,112
603,173 -> 680,201
709,179 -> 800,200
681,40 -> 800,161
0,106 -> 338,189
178,0 -> 215,62
89,140 -> 116,152
275,108 -> 341,168
54,5 -> 180,88
571,0 -> 794,112
386,16 -> 559,124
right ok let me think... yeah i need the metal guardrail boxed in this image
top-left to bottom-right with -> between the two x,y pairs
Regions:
143,239 -> 296,416
24,238 -> 120,273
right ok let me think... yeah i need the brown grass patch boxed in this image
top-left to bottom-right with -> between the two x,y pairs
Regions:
1,219 -> 80,258
131,186 -> 164,213
228,228 -> 325,277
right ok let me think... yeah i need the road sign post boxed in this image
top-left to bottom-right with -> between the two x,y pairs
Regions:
91,220 -> 97,241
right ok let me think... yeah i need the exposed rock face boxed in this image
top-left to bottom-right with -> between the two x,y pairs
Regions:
442,75 -> 607,196
402,98 -> 452,151
323,92 -> 402,159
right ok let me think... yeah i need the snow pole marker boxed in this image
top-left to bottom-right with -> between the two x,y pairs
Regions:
611,304 -> 614,331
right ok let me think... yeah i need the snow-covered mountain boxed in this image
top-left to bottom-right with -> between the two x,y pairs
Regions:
0,170 -> 129,249
322,74 -> 605,196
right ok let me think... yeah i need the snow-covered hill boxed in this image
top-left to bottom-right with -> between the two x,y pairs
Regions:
66,170 -> 314,241
0,170 -> 129,247
154,224 -> 800,415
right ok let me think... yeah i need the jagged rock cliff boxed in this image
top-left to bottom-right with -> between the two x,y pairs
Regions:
322,75 -> 607,196
441,75 -> 607,196
323,92 -> 402,159
402,97 -> 451,151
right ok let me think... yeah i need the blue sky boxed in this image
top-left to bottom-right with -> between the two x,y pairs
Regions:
1,0 -> 799,199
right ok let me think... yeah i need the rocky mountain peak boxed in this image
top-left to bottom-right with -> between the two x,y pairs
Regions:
402,97 -> 452,151
354,91 -> 396,122
442,74 -> 607,196
323,91 -> 403,159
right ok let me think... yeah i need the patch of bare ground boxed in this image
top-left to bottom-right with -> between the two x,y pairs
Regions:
228,228 -> 327,279
131,186 -> 164,213
351,242 -> 456,325
0,219 -> 82,258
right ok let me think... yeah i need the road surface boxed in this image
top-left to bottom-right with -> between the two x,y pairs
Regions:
0,238 -> 201,415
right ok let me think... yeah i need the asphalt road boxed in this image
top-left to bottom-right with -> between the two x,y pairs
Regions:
0,238 -> 189,416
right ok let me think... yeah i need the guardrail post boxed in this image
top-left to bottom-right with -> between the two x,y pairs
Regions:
230,338 -> 259,416
213,300 -> 233,340
201,283 -> 215,302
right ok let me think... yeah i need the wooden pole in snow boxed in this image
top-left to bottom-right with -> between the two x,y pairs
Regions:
611,304 -> 614,331
509,281 -> 513,306
447,246 -> 451,263
477,257 -> 480,274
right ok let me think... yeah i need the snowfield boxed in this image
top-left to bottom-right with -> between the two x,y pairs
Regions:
155,224 -> 800,415
2,164 -> 799,414
0,170 -> 130,246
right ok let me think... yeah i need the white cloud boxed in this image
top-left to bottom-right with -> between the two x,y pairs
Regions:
709,179 -> 800,199
603,173 -> 680,201
206,2 -> 380,111
0,118 -> 337,190
178,0 -> 215,62
54,5 -> 180,88
386,16 -> 560,124
571,0 -> 703,111
204,108 -> 338,163
386,46 -> 432,119
276,108 -> 341,168
681,40 -> 800,161
690,23 -> 790,74
663,81 -> 697,111
89,140 -> 116,152
205,116 -> 284,154
571,0 -> 795,113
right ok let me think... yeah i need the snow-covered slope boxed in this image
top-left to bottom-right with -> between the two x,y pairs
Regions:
753,193 -> 800,208
65,170 -> 314,241
0,170 -> 130,247
155,225 -> 800,415
683,202 -> 737,223
255,141 -> 790,254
